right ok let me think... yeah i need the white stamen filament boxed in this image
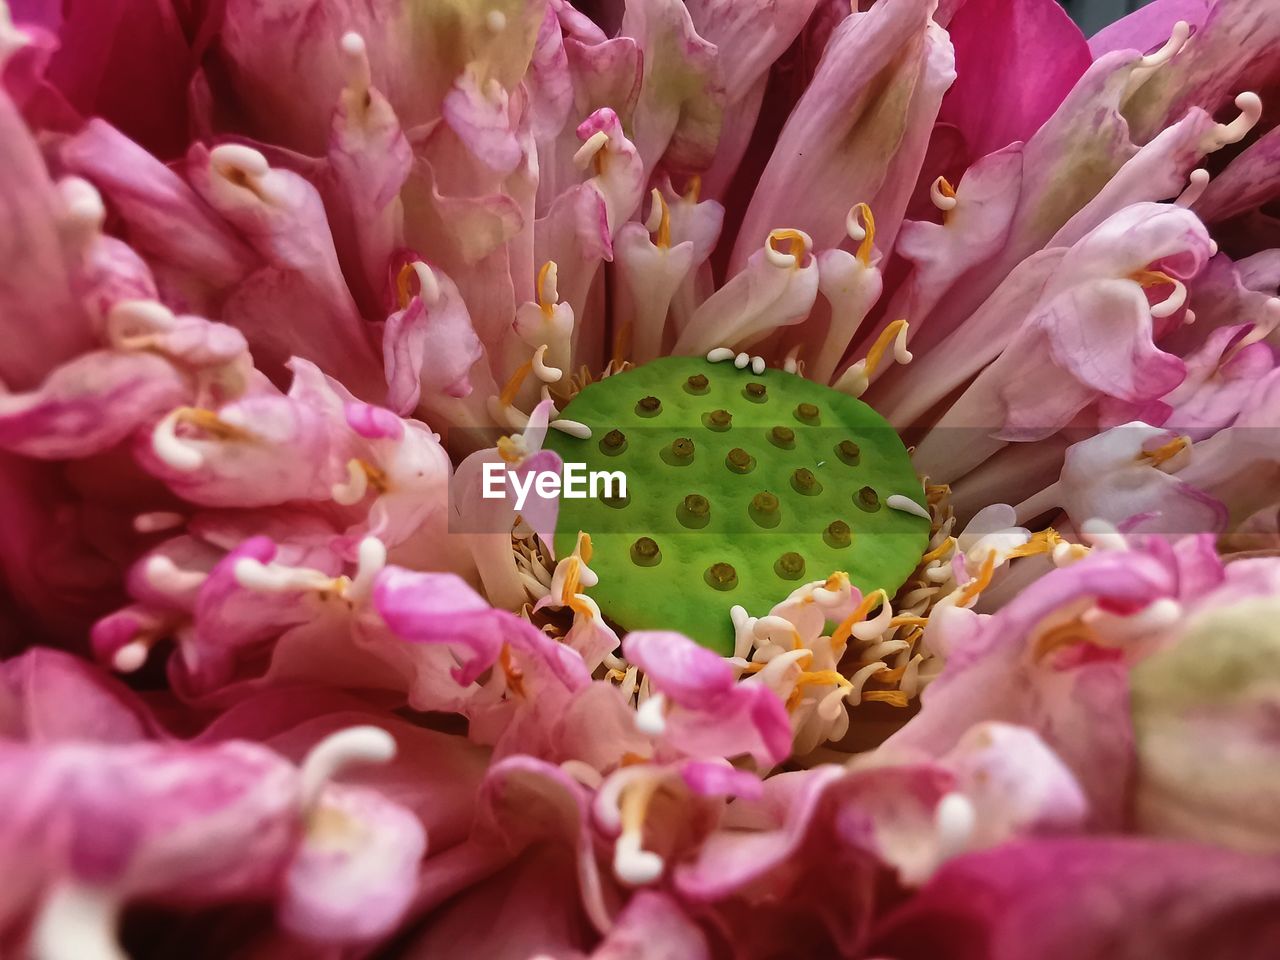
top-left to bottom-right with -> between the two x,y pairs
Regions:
151,410 -> 205,472
143,555 -> 207,595
347,536 -> 387,602
845,205 -> 867,243
1175,168 -> 1209,208
551,418 -> 591,438
31,883 -> 126,960
58,176 -> 106,235
887,494 -> 931,520
132,511 -> 184,533
299,725 -> 397,810
1139,20 -> 1190,68
750,355 -> 766,375
851,599 -> 894,642
933,792 -> 977,862
929,176 -> 958,212
210,143 -> 270,181
1207,92 -> 1262,150
645,188 -> 665,233
531,344 -> 563,384
635,691 -> 667,736
706,347 -> 735,363
331,458 -> 370,505
573,130 -> 610,169
1148,276 -> 1187,318
108,300 -> 176,345
846,661 -> 889,701
233,557 -> 335,593
1081,518 -> 1128,551
112,639 -> 152,674
339,32 -> 371,98
860,639 -> 910,662
733,351 -> 750,369
410,261 -> 441,306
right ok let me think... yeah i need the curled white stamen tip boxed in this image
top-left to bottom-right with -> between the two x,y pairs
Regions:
573,130 -> 610,169
210,142 -> 269,178
1183,307 -> 1196,325
348,536 -> 387,602
331,458 -> 370,506
635,692 -> 667,736
733,352 -> 750,369
614,834 -> 664,886
485,9 -> 507,32
112,641 -> 150,674
144,555 -> 207,594
750,355 -> 766,375
152,410 -> 204,472
1149,277 -> 1187,318
299,725 -> 397,809
410,261 -> 441,306
532,344 -> 563,384
340,31 -> 366,58
58,176 -> 106,231
887,494 -> 931,520
132,511 -> 184,534
934,792 -> 976,861
1176,168 -> 1210,208
1140,20 -> 1190,68
706,347 -> 735,363
645,188 -> 665,233
1081,518 -> 1128,551
30,882 -> 127,960
929,176 -> 958,212
845,206 -> 867,242
1212,91 -> 1262,147
551,419 -> 591,439
539,261 -> 559,305
108,300 -> 176,343
233,557 -> 332,593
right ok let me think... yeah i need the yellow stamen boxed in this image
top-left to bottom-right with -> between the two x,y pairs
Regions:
1005,528 -> 1065,559
395,263 -> 417,309
1033,619 -> 1099,660
174,407 -> 251,441
1139,436 -> 1190,468
860,690 -> 910,707
955,550 -> 997,607
496,436 -> 523,463
832,589 -> 887,645
1130,269 -> 1176,289
936,177 -> 956,201
499,359 -> 534,407
794,669 -> 853,690
925,483 -> 950,505
653,192 -> 671,249
863,319 -> 908,378
890,614 -> 929,628
769,229 -> 808,262
854,202 -> 876,266
575,531 -> 594,565
500,645 -> 525,697
920,537 -> 956,565
537,261 -> 556,317
356,459 -> 389,494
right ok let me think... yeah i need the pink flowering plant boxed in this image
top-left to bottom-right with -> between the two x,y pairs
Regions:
2,0 -> 1280,956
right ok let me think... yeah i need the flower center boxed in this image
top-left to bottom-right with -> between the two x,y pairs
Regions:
543,355 -> 929,652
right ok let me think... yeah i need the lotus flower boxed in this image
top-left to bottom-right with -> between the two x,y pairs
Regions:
2,0 -> 1280,956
